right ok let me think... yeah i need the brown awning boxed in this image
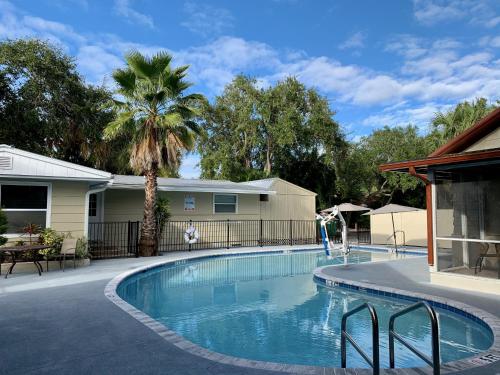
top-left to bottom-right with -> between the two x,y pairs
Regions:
380,147 -> 500,174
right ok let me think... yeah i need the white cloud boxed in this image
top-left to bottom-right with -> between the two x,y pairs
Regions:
485,16 -> 500,28
179,153 -> 201,178
361,102 -> 454,131
385,35 -> 427,59
77,45 -> 124,85
413,0 -> 500,28
479,35 -> 500,48
23,16 -> 85,44
413,0 -> 466,25
338,32 -> 365,50
181,2 -> 234,37
114,0 -> 154,29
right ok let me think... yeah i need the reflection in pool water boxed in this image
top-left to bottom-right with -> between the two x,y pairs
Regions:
117,250 -> 493,368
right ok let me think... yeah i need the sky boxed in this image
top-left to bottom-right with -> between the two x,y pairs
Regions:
1,0 -> 499,178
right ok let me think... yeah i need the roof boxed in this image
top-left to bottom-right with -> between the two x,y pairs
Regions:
380,108 -> 500,175
0,145 -> 316,195
0,144 -> 112,181
111,175 -> 275,195
240,177 -> 317,196
380,148 -> 500,174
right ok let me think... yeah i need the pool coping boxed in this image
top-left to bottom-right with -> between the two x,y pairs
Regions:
104,248 -> 499,375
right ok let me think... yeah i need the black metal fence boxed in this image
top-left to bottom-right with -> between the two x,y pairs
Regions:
88,220 -> 319,259
88,220 -> 372,259
88,221 -> 140,259
331,228 -> 371,245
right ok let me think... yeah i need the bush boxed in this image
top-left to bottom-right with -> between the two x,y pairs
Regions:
38,228 -> 64,257
75,237 -> 89,259
0,208 -> 7,246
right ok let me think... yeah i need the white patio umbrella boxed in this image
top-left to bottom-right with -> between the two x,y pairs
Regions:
363,204 -> 422,253
321,203 -> 372,246
321,203 -> 371,213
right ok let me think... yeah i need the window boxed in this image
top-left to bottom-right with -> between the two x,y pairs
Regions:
434,164 -> 500,279
89,194 -> 97,217
260,194 -> 269,202
214,194 -> 237,213
0,184 -> 50,234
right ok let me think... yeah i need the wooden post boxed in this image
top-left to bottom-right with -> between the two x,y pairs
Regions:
425,183 -> 434,266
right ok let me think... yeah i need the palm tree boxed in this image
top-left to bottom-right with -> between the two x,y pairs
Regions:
104,51 -> 204,256
431,98 -> 498,144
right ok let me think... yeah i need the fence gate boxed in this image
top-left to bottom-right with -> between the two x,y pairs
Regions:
88,221 -> 140,259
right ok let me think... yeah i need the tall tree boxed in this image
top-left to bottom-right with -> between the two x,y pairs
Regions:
104,51 -> 204,256
198,75 -> 345,208
430,98 -> 499,147
0,39 -> 126,171
336,125 -> 433,207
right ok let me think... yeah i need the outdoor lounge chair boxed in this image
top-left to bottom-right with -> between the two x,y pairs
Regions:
474,243 -> 500,278
46,238 -> 77,272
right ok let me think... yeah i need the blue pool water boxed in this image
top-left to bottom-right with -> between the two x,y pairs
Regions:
117,250 -> 493,369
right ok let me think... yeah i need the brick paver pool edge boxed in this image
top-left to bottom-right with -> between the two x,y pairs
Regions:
105,250 -> 499,375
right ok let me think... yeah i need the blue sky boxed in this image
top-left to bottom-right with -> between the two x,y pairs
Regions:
1,0 -> 499,177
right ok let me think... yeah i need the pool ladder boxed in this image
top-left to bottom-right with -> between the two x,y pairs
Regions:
340,301 -> 440,375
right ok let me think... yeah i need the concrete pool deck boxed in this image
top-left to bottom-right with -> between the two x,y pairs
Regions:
0,246 -> 499,374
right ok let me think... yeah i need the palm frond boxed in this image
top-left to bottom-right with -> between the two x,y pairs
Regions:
112,69 -> 136,95
157,113 -> 183,129
125,50 -> 157,81
183,120 -> 201,135
151,51 -> 173,74
180,93 -> 206,103
103,111 -> 136,140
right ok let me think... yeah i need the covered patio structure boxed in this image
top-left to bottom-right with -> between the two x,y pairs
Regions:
381,108 -> 500,294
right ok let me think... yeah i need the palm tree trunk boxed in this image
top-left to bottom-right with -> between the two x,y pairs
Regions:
139,167 -> 158,256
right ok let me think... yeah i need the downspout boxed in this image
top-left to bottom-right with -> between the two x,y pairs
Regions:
409,167 -> 434,266
84,180 -> 113,238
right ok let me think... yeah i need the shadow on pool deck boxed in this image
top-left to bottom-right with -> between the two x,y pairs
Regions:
0,248 -> 499,374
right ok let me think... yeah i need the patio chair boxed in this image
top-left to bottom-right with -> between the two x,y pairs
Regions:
474,243 -> 500,277
46,238 -> 77,272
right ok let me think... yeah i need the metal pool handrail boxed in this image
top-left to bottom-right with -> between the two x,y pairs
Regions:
389,301 -> 440,375
341,302 -> 380,374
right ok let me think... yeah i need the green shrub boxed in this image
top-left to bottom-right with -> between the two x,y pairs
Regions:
75,237 -> 89,259
0,208 -> 7,246
38,228 -> 64,257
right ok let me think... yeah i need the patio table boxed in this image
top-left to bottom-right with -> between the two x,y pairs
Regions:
0,245 -> 51,278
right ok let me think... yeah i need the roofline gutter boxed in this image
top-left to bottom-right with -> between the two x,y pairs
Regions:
379,148 -> 500,173
0,175 -> 112,182
108,184 -> 276,195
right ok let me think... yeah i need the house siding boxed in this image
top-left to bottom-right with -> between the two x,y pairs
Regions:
103,190 -> 261,222
370,210 -> 427,247
50,181 -> 88,237
260,179 -> 316,220
465,126 -> 500,152
103,181 -> 316,223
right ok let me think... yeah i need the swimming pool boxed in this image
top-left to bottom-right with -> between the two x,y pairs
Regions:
116,250 -> 493,369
